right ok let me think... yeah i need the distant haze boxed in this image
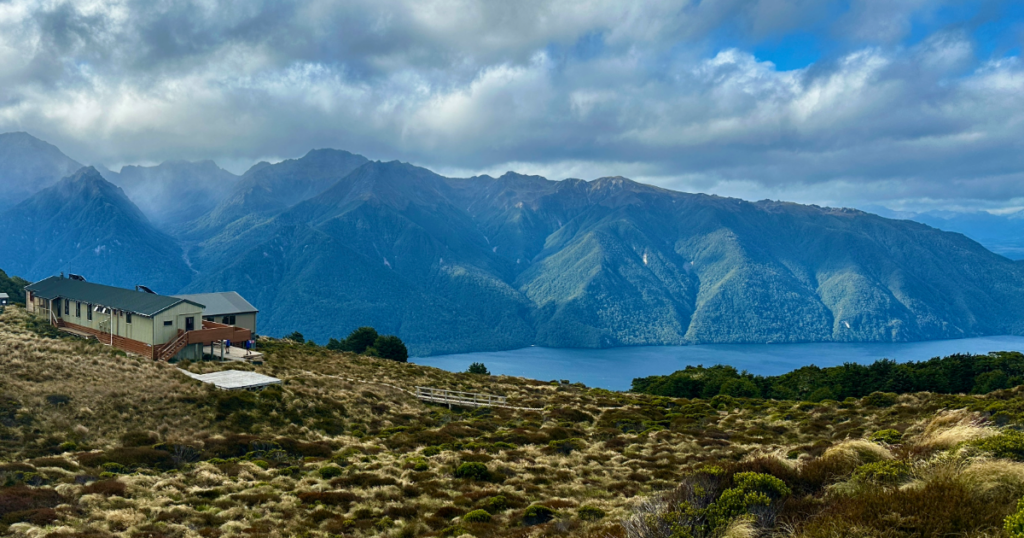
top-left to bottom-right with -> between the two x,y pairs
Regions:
0,1 -> 1023,214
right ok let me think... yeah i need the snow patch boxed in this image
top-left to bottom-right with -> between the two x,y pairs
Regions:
383,257 -> 392,269
93,245 -> 107,255
642,252 -> 648,265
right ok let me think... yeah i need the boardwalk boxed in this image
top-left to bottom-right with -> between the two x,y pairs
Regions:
415,386 -> 507,408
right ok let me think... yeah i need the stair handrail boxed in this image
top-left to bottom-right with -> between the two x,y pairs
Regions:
158,330 -> 190,361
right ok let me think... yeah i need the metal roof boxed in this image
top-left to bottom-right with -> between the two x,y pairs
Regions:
173,292 -> 258,316
24,276 -> 204,317
178,369 -> 280,390
0,293 -> 8,299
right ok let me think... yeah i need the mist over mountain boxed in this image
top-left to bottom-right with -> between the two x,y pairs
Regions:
0,132 -> 83,213
0,167 -> 192,293
100,160 -> 239,227
3,133 -> 1024,355
186,149 -> 369,239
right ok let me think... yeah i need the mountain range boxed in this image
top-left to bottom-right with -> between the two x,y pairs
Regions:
2,132 -> 1024,355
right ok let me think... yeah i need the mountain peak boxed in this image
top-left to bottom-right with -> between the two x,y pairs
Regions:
67,165 -> 105,182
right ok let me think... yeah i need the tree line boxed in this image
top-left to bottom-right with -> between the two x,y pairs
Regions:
285,326 -> 409,362
631,352 -> 1024,400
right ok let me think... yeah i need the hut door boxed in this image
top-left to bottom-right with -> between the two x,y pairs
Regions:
185,317 -> 195,331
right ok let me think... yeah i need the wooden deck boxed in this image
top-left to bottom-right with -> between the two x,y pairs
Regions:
178,369 -> 281,391
415,386 -> 507,408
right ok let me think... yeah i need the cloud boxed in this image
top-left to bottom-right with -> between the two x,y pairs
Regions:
0,0 -> 1022,211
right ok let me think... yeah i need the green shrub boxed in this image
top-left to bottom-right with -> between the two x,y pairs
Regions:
1007,497 -> 1024,538
285,332 -> 304,343
869,429 -> 903,445
578,505 -> 605,521
482,495 -> 509,514
454,462 -> 490,481
862,392 -> 898,408
853,460 -> 911,485
548,438 -> 587,455
315,463 -> 344,479
973,430 -> 1024,460
523,504 -> 556,526
467,363 -> 490,375
463,509 -> 492,523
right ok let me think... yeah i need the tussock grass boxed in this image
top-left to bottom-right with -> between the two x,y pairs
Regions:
2,305 -> 1024,538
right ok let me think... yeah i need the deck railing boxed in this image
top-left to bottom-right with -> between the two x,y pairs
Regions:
414,387 -> 507,408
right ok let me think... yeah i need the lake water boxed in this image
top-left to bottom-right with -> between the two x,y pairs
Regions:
412,336 -> 1024,391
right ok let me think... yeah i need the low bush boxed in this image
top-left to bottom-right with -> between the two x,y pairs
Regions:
482,495 -> 510,514
433,506 -> 466,519
1007,497 -> 1024,538
549,438 -> 587,455
869,429 -> 902,445
973,430 -> 1024,460
577,505 -> 605,521
28,457 -> 78,471
454,462 -> 491,481
330,473 -> 398,488
121,431 -> 159,447
463,509 -> 492,523
862,392 -> 898,408
0,485 -> 63,518
853,460 -> 911,485
81,479 -> 127,496
523,504 -> 556,526
318,465 -> 344,479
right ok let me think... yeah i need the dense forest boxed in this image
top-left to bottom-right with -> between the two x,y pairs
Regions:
631,352 -> 1024,401
0,268 -> 27,304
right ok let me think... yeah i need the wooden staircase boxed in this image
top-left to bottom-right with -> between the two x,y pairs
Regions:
157,330 -> 189,362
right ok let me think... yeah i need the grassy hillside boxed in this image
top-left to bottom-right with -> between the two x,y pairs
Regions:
4,304 -> 1024,538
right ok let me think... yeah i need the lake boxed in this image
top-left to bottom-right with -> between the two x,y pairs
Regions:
412,336 -> 1024,391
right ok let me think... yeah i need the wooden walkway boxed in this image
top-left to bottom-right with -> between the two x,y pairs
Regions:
294,370 -> 545,411
415,387 -> 507,408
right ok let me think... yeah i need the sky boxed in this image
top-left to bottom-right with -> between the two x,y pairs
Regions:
1,0 -> 1023,213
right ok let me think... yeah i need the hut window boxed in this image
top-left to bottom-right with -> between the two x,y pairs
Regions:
76,302 -> 81,317
64,299 -> 69,315
164,321 -> 172,326
126,312 -> 132,324
87,305 -> 92,321
222,315 -> 236,325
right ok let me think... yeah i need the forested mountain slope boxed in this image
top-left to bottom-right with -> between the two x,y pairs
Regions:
0,168 -> 192,293
182,162 -> 1024,354
0,132 -> 83,212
